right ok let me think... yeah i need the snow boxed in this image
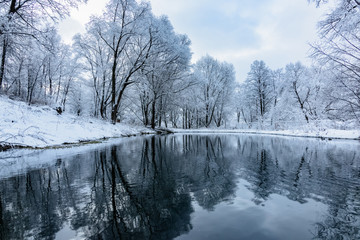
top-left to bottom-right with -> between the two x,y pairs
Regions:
0,96 -> 154,148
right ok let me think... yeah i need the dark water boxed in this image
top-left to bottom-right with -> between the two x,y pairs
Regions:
0,134 -> 360,240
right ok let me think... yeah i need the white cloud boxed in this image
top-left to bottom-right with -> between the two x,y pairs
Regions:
147,0 -> 331,81
58,0 -> 107,44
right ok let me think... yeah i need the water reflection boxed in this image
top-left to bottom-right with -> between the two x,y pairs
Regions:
0,135 -> 359,239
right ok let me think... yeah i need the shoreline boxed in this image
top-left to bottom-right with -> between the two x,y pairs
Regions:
1,96 -> 358,152
170,128 -> 360,141
1,127 -> 359,152
0,130 -> 155,152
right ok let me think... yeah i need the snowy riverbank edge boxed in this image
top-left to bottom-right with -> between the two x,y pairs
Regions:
0,96 -> 156,150
1,95 -> 359,151
170,128 -> 360,141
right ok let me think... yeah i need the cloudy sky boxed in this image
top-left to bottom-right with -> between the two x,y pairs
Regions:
58,0 -> 332,81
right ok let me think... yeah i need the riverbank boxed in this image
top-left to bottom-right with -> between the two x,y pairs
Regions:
1,96 -> 359,151
0,96 -> 155,150
171,128 -> 360,141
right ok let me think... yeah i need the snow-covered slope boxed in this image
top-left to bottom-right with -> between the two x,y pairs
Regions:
0,96 -> 154,148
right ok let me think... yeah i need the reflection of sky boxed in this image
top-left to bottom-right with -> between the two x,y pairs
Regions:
55,223 -> 85,240
177,180 -> 327,240
58,0 -> 334,82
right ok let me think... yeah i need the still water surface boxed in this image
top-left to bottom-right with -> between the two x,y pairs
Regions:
0,134 -> 359,240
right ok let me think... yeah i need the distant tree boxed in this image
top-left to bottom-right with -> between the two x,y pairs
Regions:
270,68 -> 284,109
213,76 -> 234,127
237,83 -> 258,128
176,76 -> 199,129
267,68 -> 284,127
233,84 -> 242,124
285,62 -> 313,123
193,55 -> 235,128
244,60 -> 272,122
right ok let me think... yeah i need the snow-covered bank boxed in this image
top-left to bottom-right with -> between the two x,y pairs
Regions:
171,128 -> 360,140
1,95 -> 359,151
0,96 -> 154,148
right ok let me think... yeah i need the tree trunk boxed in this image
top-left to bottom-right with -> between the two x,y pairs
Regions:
100,75 -> 106,118
293,82 -> 310,123
205,104 -> 209,127
0,38 -> 7,91
182,109 -> 185,129
151,98 -> 156,129
110,54 -> 117,124
158,96 -> 162,127
142,103 -> 149,126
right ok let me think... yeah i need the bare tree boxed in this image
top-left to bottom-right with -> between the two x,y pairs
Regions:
244,60 -> 272,122
192,55 -> 235,128
84,0 -> 153,124
285,62 -> 313,123
137,16 -> 191,128
0,0 -> 87,90
73,31 -> 112,118
310,0 -> 360,123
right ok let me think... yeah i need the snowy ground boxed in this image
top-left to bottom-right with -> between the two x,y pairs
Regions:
0,96 -> 154,148
0,96 -> 359,150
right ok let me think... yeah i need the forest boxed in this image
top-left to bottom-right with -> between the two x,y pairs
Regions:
0,0 -> 359,130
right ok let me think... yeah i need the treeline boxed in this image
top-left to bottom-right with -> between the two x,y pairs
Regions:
0,0 -> 359,129
237,0 -> 360,129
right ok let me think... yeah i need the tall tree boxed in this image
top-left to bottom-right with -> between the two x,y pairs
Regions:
73,30 -> 112,118
84,0 -> 153,124
193,55 -> 235,128
137,16 -> 191,128
244,60 -> 272,122
310,0 -> 360,123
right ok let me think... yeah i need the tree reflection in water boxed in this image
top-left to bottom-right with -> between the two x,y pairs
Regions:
0,134 -> 359,239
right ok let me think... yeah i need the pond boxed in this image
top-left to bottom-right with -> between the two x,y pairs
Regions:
0,134 -> 359,240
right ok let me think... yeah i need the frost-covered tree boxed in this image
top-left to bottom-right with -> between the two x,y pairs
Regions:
73,29 -> 112,118
266,68 -> 285,128
285,62 -> 314,123
243,60 -> 272,123
0,0 -> 87,90
137,16 -> 191,128
3,27 -> 77,108
74,0 -> 191,126
192,55 -> 235,128
237,83 -> 258,128
179,83 -> 198,128
80,0 -> 153,124
310,0 -> 360,123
